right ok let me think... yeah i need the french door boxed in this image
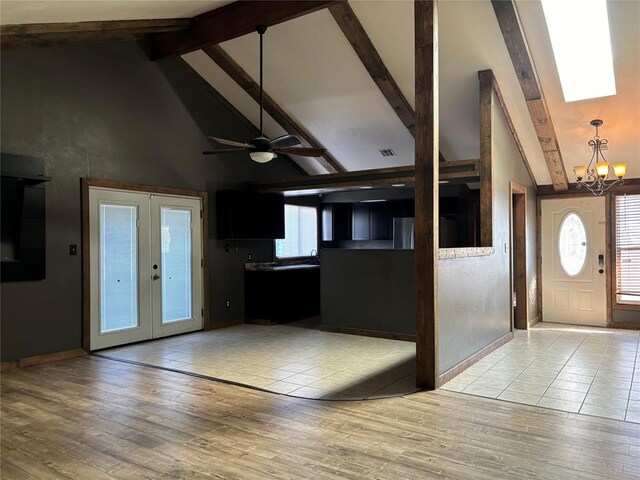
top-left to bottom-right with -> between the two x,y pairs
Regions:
89,187 -> 203,350
541,196 -> 606,326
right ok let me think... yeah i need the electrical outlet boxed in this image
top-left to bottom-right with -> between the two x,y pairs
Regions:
248,253 -> 252,261
504,243 -> 509,254
225,300 -> 230,308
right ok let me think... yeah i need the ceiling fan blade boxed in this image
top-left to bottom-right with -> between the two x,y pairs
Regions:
206,136 -> 253,148
273,147 -> 326,157
268,134 -> 301,149
202,148 -> 246,155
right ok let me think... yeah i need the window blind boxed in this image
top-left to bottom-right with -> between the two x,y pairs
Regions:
275,205 -> 318,258
616,193 -> 640,304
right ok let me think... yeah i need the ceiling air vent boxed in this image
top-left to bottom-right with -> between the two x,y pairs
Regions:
378,148 -> 396,157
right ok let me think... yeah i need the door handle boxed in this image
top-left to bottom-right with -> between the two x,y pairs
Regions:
598,254 -> 604,274
152,274 -> 160,280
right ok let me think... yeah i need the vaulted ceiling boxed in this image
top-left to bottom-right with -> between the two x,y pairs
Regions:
2,0 -> 638,184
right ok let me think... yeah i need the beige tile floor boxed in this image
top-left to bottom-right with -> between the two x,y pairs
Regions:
442,322 -> 640,423
98,322 -> 417,400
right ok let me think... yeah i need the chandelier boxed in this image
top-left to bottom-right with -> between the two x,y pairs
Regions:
572,119 -> 627,196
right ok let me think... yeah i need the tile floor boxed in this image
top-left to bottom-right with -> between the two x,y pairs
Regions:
99,322 -> 417,400
442,322 -> 640,423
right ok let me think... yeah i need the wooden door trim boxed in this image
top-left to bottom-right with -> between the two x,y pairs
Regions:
510,181 -> 528,330
81,178 -> 209,352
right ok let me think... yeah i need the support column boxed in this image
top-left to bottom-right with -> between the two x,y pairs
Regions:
415,0 -> 439,390
479,70 -> 494,248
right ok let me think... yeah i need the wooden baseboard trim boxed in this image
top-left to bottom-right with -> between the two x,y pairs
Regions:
204,319 -> 244,331
610,322 -> 640,330
244,317 -> 275,326
437,331 -> 514,386
320,325 -> 416,342
1,348 -> 87,371
528,316 -> 541,328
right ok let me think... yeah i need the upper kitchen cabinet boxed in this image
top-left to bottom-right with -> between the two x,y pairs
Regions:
353,202 -> 391,241
324,199 -> 414,243
321,203 -> 352,241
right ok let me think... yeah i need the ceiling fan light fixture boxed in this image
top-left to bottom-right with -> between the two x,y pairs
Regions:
249,151 -> 275,163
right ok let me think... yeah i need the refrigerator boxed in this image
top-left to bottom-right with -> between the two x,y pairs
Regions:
392,217 -> 415,249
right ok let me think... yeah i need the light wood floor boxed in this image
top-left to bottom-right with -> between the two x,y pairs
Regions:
2,357 -> 640,479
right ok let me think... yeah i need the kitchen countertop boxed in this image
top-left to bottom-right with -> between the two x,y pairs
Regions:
244,262 -> 320,272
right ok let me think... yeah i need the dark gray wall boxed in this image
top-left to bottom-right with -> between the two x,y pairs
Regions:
0,42 -> 300,361
438,94 -> 538,373
321,249 -> 415,334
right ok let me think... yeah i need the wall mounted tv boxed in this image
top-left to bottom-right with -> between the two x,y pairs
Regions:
216,190 -> 285,240
1,154 -> 51,282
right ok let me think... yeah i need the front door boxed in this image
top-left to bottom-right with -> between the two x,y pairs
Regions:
89,187 -> 203,350
541,196 -> 606,326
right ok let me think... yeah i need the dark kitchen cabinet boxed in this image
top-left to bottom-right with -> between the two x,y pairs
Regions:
245,266 -> 320,324
370,202 -> 390,240
352,204 -> 370,240
321,199 -> 414,243
352,202 -> 392,241
322,203 -> 352,241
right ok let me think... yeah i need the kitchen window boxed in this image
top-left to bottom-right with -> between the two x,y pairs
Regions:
275,204 -> 318,258
615,193 -> 640,306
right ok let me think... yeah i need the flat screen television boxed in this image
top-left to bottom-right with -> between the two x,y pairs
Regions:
1,177 -> 25,263
216,190 -> 285,240
1,153 -> 50,282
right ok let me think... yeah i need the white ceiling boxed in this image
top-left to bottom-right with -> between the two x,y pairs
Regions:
3,0 -> 638,183
0,1 -> 229,24
214,9 -> 416,172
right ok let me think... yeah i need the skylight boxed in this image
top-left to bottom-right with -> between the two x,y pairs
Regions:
540,0 -> 616,102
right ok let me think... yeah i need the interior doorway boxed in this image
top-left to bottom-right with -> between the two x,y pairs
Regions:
510,182 -> 528,330
83,180 -> 206,351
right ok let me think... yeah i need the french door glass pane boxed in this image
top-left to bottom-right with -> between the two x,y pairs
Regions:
161,208 -> 192,323
100,204 -> 138,333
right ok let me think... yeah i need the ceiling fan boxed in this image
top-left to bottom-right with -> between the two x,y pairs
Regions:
203,25 -> 326,163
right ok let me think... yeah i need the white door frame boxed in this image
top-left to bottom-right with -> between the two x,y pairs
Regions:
82,179 -> 209,352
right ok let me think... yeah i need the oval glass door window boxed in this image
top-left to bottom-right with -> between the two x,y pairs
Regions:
558,213 -> 588,276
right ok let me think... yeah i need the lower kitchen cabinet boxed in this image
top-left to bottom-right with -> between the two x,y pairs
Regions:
244,266 -> 320,324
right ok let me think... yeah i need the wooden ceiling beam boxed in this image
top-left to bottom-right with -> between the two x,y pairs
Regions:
537,178 -> 640,197
329,2 -> 414,133
176,57 -> 308,176
329,2 -> 448,163
148,1 -> 343,61
488,70 -> 537,188
203,45 -> 344,173
490,0 -> 569,191
1,19 -> 189,48
251,159 -> 478,192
